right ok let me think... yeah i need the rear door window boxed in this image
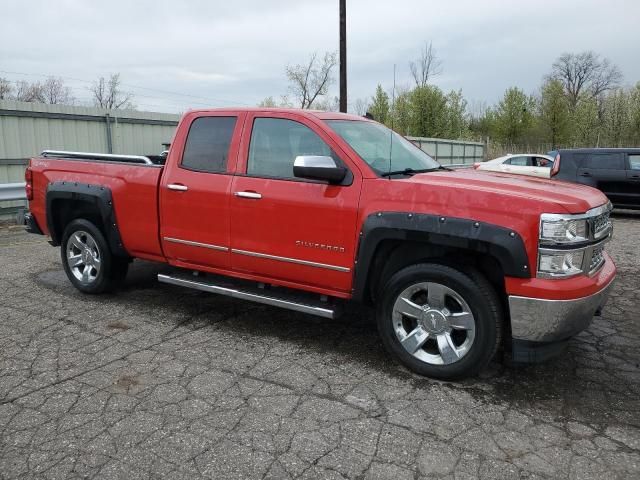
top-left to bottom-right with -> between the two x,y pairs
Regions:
534,157 -> 552,167
181,116 -> 237,173
628,154 -> 640,170
506,156 -> 530,166
579,153 -> 625,170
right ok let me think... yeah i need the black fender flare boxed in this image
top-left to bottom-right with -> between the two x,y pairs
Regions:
352,212 -> 531,302
46,181 -> 128,257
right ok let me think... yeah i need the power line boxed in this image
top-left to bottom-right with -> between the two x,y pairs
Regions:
0,69 -> 250,107
1,80 -> 215,113
5,83 -> 209,112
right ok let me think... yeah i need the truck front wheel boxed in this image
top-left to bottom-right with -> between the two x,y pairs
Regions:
377,263 -> 502,379
61,219 -> 128,294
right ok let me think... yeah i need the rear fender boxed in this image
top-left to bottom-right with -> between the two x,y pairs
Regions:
46,181 -> 128,257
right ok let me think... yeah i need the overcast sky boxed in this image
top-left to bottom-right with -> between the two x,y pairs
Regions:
1,0 -> 639,114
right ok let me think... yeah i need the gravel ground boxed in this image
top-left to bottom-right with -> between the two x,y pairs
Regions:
0,213 -> 638,479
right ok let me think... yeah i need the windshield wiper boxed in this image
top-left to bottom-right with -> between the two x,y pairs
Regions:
380,167 -> 443,177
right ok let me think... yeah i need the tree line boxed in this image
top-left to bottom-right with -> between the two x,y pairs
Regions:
366,50 -> 639,149
0,73 -> 134,110
265,46 -> 640,151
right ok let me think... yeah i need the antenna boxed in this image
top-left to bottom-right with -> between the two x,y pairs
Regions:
388,64 -> 396,178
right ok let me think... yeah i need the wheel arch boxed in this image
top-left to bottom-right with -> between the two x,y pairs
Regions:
46,182 -> 128,257
353,212 -> 530,305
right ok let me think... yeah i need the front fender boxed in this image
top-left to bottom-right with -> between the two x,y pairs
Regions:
352,212 -> 530,302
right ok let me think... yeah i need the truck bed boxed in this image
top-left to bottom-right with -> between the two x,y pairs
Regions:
29,152 -> 166,262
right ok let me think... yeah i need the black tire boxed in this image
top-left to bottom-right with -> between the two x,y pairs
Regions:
60,219 -> 129,294
376,262 -> 502,380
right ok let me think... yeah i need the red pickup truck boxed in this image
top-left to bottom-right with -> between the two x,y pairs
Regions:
24,108 -> 616,379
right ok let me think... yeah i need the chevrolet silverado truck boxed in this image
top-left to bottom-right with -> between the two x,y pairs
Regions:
23,108 -> 616,379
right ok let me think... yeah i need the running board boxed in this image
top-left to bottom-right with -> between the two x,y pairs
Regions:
157,273 -> 337,319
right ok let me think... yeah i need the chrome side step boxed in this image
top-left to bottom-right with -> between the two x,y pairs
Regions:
157,273 -> 337,319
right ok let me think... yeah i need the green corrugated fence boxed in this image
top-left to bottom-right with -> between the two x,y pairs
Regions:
0,99 -> 180,219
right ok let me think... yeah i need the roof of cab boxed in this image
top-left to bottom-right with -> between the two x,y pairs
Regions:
557,147 -> 640,154
184,107 -> 369,122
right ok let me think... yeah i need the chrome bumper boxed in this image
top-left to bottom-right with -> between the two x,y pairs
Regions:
508,279 -> 615,342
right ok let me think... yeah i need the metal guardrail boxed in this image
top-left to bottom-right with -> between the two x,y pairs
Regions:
448,163 -> 475,169
407,136 -> 485,165
0,182 -> 27,201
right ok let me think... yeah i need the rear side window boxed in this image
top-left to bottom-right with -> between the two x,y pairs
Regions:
506,156 -> 530,166
578,153 -> 625,170
181,116 -> 237,173
629,154 -> 640,170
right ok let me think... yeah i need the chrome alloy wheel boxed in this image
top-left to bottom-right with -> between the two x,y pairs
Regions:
392,282 -> 476,365
66,230 -> 101,283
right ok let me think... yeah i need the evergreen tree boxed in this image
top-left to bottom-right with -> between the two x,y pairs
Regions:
444,90 -> 468,139
368,85 -> 390,124
493,87 -> 535,144
601,89 -> 630,147
539,79 -> 571,148
571,97 -> 600,146
408,85 -> 448,137
387,88 -> 411,135
626,83 -> 640,145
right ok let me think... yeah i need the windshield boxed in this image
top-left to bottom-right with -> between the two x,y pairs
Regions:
326,120 -> 440,175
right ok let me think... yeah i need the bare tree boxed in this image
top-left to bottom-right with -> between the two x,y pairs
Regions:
312,95 -> 340,112
591,58 -> 623,98
551,51 -> 622,107
0,77 -> 13,100
286,52 -> 337,109
41,77 -> 74,104
91,74 -> 134,110
409,41 -> 443,88
2,77 -> 74,104
14,80 -> 45,102
353,97 -> 369,116
258,96 -> 278,107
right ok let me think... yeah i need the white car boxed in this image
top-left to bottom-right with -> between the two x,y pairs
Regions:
475,154 -> 555,178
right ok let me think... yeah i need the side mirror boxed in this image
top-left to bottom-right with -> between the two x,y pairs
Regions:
293,156 -> 347,184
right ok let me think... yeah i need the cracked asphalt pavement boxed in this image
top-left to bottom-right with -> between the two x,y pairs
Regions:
0,214 -> 639,479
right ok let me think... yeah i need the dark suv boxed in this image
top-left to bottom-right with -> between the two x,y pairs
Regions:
549,148 -> 640,209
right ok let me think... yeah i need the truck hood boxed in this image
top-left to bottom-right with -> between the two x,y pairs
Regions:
408,168 -> 607,213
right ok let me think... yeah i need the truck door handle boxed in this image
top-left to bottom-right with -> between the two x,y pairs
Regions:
579,172 -> 591,177
234,191 -> 262,199
167,183 -> 188,191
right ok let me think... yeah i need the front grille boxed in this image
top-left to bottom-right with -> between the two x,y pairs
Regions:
592,211 -> 611,238
589,244 -> 605,274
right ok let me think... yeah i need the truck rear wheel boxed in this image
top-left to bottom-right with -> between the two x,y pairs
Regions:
377,262 -> 502,380
61,219 -> 128,294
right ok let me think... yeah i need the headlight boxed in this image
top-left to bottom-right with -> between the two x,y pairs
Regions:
540,217 -> 588,244
538,250 -> 585,277
537,204 -> 612,279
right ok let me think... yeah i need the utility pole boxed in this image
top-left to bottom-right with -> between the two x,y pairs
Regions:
339,0 -> 347,113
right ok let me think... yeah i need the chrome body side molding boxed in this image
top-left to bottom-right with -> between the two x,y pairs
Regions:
161,239 -> 351,272
231,248 -> 350,273
163,237 -> 228,252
